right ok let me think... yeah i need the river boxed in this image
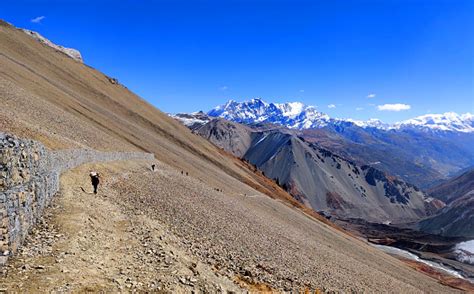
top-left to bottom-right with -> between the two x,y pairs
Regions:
372,244 -> 472,282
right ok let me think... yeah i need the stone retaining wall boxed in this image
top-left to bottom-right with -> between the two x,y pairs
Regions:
0,133 -> 154,264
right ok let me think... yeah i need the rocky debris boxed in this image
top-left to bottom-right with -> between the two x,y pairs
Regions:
0,132 -> 154,266
0,159 -> 462,293
0,161 -> 243,292
108,161 -> 458,293
107,77 -> 120,85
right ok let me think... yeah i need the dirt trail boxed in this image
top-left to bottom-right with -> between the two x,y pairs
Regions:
0,160 -> 243,293
0,159 -> 463,293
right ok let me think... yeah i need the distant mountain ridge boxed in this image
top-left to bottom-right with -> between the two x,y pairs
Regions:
207,98 -> 474,133
172,109 -> 474,188
172,114 -> 443,223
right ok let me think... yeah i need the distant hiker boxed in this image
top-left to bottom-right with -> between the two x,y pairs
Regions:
151,164 -> 156,171
186,172 -> 188,176
181,171 -> 183,175
89,171 -> 100,194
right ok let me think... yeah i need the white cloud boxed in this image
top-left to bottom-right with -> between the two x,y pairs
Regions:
327,104 -> 336,109
31,16 -> 46,23
377,103 -> 411,111
367,93 -> 376,98
299,89 -> 305,93
356,107 -> 364,111
219,86 -> 228,91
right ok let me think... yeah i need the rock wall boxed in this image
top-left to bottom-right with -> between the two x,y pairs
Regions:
0,133 -> 154,264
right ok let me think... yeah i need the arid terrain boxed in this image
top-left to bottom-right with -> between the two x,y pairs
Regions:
0,160 -> 464,292
0,20 -> 470,292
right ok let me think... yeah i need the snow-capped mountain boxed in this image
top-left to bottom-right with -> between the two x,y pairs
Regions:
394,112 -> 474,133
171,111 -> 211,129
207,98 -> 333,129
206,99 -> 474,133
345,118 -> 391,129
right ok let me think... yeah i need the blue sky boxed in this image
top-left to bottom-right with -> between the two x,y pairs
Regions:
2,0 -> 473,122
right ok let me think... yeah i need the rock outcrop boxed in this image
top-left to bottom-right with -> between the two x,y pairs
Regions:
21,29 -> 83,62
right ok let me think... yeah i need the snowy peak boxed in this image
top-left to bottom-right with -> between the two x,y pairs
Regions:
21,29 -> 83,62
171,111 -> 211,129
206,99 -> 474,133
274,101 -> 305,117
209,98 -> 271,123
394,112 -> 474,133
208,98 -> 331,129
346,118 -> 390,129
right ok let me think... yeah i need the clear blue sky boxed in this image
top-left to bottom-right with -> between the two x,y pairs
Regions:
2,0 -> 473,122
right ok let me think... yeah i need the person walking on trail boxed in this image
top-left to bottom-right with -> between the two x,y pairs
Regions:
89,171 -> 100,194
151,164 -> 156,171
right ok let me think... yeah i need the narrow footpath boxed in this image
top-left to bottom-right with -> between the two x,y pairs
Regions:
0,160 -> 243,293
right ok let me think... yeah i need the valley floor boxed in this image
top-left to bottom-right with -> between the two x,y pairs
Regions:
0,159 -> 462,293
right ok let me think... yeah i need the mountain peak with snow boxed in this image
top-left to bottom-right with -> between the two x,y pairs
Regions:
207,98 -> 331,129
394,112 -> 474,133
205,99 -> 474,133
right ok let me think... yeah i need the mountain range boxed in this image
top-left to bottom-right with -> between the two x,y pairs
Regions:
174,99 -> 474,188
208,98 -> 474,133
1,19 -> 472,291
173,100 -> 473,233
174,113 -> 445,223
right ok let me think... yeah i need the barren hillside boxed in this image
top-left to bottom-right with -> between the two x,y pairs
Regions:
0,20 -> 464,292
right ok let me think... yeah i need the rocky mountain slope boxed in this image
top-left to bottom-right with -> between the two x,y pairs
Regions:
428,169 -> 474,204
0,20 -> 467,292
419,169 -> 474,238
419,192 -> 474,238
193,99 -> 474,188
301,124 -> 474,188
176,114 -> 442,223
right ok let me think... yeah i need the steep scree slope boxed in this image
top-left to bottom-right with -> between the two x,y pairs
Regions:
0,20 -> 464,292
191,118 -> 441,223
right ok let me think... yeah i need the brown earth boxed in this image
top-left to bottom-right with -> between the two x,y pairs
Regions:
0,161 -> 244,293
0,20 -> 466,292
1,159 -> 462,293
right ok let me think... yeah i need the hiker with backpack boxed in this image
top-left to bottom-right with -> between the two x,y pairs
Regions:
89,171 -> 101,194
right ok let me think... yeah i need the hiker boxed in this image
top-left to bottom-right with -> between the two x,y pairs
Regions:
89,171 -> 100,194
151,164 -> 156,171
